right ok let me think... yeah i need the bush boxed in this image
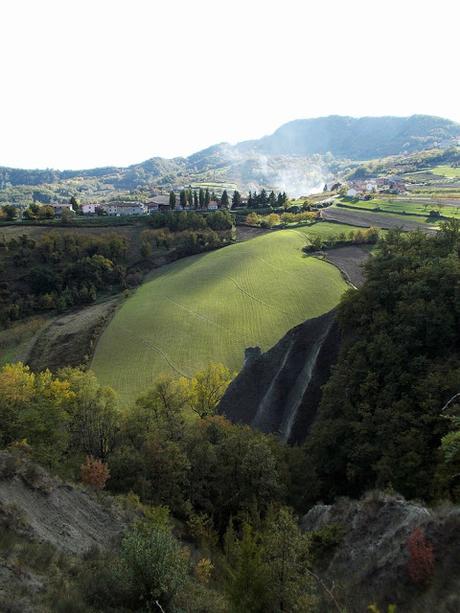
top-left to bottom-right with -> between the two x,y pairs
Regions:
307,523 -> 344,568
80,456 -> 110,490
406,527 -> 434,585
121,519 -> 190,609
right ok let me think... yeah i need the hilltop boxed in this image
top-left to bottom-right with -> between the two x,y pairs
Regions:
239,114 -> 460,159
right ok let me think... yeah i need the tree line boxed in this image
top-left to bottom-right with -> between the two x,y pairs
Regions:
247,190 -> 288,209
170,188 -> 232,210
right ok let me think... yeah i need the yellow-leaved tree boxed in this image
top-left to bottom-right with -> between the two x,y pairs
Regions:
178,363 -> 234,419
0,363 -> 75,464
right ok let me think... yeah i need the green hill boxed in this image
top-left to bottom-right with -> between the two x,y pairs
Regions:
91,230 -> 348,401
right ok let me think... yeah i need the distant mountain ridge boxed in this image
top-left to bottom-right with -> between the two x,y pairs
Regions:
1,115 -> 459,197
236,114 -> 460,159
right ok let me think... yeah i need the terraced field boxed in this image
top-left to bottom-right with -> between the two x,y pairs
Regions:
92,230 -> 348,402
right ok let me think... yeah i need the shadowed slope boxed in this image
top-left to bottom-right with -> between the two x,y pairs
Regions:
218,309 -> 341,443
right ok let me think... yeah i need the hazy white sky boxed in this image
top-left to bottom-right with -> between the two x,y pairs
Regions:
1,0 -> 459,169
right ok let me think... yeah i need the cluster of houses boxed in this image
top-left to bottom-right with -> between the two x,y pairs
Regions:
80,195 -> 220,217
346,177 -> 407,199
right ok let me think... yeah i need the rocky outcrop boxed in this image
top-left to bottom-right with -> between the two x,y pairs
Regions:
218,309 -> 341,443
0,451 -> 127,555
302,492 -> 460,612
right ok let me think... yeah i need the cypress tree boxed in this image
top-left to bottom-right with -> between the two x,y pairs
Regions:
221,190 -> 229,208
232,190 -> 242,208
169,191 -> 176,209
205,188 -> 210,208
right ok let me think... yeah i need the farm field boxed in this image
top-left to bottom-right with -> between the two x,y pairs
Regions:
430,165 -> 460,179
189,181 -> 238,191
289,221 -> 368,242
322,205 -> 438,232
336,197 -> 459,218
92,230 -> 348,402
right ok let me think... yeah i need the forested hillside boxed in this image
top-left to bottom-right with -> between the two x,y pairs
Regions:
241,115 -> 460,159
304,220 -> 460,504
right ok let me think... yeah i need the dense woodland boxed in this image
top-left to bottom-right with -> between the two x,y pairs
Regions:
0,220 -> 459,611
305,220 -> 460,504
0,211 -> 234,327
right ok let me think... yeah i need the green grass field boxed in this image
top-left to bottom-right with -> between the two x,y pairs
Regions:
92,230 -> 348,402
335,198 -> 458,221
289,222 -> 367,242
431,165 -> 460,179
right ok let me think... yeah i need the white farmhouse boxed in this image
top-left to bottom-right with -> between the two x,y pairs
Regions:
100,201 -> 146,216
81,203 -> 98,215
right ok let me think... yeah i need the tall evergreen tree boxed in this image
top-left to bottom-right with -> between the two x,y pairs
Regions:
179,190 -> 187,208
193,190 -> 198,209
204,188 -> 210,208
187,189 -> 193,208
248,191 -> 253,208
69,195 -> 79,213
199,188 -> 205,208
259,189 -> 268,206
268,191 -> 276,208
232,190 -> 242,208
221,190 -> 229,208
169,191 -> 176,209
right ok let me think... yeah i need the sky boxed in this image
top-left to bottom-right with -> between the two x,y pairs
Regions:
1,0 -> 459,169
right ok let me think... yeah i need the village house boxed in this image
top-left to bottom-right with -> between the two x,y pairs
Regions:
47,202 -> 74,216
99,201 -> 146,216
81,203 -> 98,215
208,200 -> 218,210
146,195 -> 171,212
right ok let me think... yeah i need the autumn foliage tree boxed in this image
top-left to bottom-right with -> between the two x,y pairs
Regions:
80,455 -> 110,490
406,527 -> 434,585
